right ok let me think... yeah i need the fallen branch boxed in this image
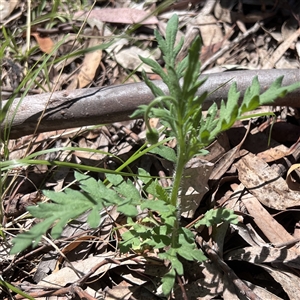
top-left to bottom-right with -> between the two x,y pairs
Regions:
2,69 -> 300,139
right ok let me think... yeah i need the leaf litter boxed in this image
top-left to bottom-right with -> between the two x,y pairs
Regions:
1,0 -> 300,299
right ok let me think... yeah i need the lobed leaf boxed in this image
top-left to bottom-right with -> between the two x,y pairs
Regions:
182,37 -> 202,99
161,267 -> 176,296
260,76 -> 300,104
11,172 -> 144,254
165,14 -> 179,64
143,73 -> 166,97
195,208 -> 239,228
139,56 -> 169,85
149,144 -> 177,163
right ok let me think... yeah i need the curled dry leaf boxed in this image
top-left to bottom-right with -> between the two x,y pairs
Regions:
286,164 -> 300,191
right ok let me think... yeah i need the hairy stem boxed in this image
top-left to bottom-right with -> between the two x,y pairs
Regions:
170,101 -> 187,248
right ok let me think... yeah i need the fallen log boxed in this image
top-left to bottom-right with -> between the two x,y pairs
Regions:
2,69 -> 300,139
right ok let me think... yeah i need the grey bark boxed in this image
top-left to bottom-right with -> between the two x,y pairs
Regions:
2,69 -> 300,139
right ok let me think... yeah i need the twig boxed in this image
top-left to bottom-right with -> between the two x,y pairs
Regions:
200,22 -> 262,71
176,274 -> 188,300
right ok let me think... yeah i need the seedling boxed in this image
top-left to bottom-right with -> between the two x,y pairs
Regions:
10,14 -> 300,296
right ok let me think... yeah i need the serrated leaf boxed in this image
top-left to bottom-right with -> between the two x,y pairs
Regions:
106,173 -> 140,203
191,249 -> 207,262
155,184 -> 171,203
138,168 -> 157,195
140,56 -> 169,84
141,199 -> 174,214
195,208 -> 238,228
143,74 -> 166,97
176,54 -> 188,77
11,188 -> 100,254
172,37 -> 184,65
161,248 -> 184,275
154,29 -> 167,56
149,144 -> 177,163
171,256 -> 184,275
120,231 -> 141,252
117,203 -> 138,216
87,206 -> 101,228
149,108 -> 171,120
105,173 -> 123,186
167,65 -> 182,99
182,37 -> 201,98
177,246 -> 194,261
220,82 -> 240,129
130,104 -> 148,118
161,267 -> 176,296
10,218 -> 55,254
260,76 -> 300,104
11,172 -> 142,254
165,14 -> 179,64
239,76 -> 260,113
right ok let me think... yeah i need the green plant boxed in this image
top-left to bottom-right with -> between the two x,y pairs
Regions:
9,14 -> 300,296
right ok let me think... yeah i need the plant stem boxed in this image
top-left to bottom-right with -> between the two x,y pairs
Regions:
170,117 -> 187,247
170,153 -> 185,248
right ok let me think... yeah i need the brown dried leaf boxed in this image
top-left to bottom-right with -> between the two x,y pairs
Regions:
77,29 -> 103,88
105,280 -> 133,300
226,249 -> 300,299
242,279 -> 283,300
114,46 -> 157,73
226,246 -> 300,269
196,14 -> 223,47
257,144 -> 289,163
31,32 -> 54,54
181,157 -> 214,218
0,0 -> 19,21
256,264 -> 300,300
231,221 -> 270,248
241,192 -> 297,246
209,145 -> 241,181
262,27 -> 300,69
235,152 -> 300,209
74,8 -> 158,25
38,252 -> 117,287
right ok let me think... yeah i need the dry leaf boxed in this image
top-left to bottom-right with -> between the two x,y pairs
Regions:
257,144 -> 289,162
0,0 -> 19,21
31,32 -> 54,54
74,8 -> 158,25
181,157 -> 214,218
38,252 -> 117,287
226,246 -> 300,270
262,27 -> 300,69
235,152 -> 300,209
77,29 -> 103,88
256,264 -> 300,300
196,14 -> 223,47
241,192 -> 297,246
286,164 -> 300,191
114,46 -> 159,73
